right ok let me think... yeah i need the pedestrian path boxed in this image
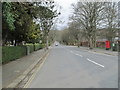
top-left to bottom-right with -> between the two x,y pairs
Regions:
2,49 -> 47,88
79,46 -> 118,56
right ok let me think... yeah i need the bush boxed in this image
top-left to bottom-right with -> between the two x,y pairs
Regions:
2,46 -> 27,63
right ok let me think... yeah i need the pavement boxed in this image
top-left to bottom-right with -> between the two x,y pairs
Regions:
27,45 -> 118,88
2,48 -> 49,88
78,46 -> 118,56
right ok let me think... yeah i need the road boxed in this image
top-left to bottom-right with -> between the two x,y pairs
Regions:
27,45 -> 118,88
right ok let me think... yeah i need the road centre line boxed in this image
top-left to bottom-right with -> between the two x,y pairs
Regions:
75,53 -> 79,56
77,54 -> 83,57
70,50 -> 83,57
87,58 -> 105,68
64,48 -> 105,68
75,53 -> 82,57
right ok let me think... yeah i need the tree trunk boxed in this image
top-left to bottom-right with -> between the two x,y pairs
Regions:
92,36 -> 96,48
46,35 -> 49,49
89,37 -> 93,49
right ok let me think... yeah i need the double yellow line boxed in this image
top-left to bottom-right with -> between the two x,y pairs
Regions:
24,53 -> 50,88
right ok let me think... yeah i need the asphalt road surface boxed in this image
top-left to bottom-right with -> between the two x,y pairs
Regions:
27,45 -> 118,88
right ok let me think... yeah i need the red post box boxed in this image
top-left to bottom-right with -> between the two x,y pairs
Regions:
105,41 -> 110,50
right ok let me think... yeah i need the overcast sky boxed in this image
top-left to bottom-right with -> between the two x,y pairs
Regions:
54,0 -> 78,30
53,0 -> 119,30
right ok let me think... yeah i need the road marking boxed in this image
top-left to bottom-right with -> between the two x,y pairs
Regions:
63,47 -> 105,68
75,53 -> 79,56
77,54 -> 83,57
75,53 -> 82,57
87,58 -> 105,68
24,53 -> 49,88
67,50 -> 83,57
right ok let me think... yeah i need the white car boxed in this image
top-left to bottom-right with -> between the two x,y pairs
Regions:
55,43 -> 58,46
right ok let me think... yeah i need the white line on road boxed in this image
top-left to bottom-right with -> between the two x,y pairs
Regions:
87,58 -> 105,68
69,50 -> 83,57
77,54 -> 83,57
75,53 -> 79,56
64,47 -> 105,68
75,53 -> 83,57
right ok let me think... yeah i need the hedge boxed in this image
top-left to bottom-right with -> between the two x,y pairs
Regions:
26,44 -> 34,53
26,43 -> 45,52
35,44 -> 46,50
2,43 -> 46,63
40,44 -> 45,49
34,44 -> 40,51
2,46 -> 27,63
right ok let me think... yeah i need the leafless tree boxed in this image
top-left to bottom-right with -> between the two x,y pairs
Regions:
67,21 -> 83,46
103,2 -> 118,45
71,1 -> 105,49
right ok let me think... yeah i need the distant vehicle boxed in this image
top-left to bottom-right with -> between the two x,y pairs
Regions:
55,43 -> 58,46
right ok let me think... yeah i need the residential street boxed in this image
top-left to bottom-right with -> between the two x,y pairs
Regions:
27,45 -> 118,88
2,1 -> 120,89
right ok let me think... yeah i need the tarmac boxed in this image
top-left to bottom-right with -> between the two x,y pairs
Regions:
1,45 -> 119,88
